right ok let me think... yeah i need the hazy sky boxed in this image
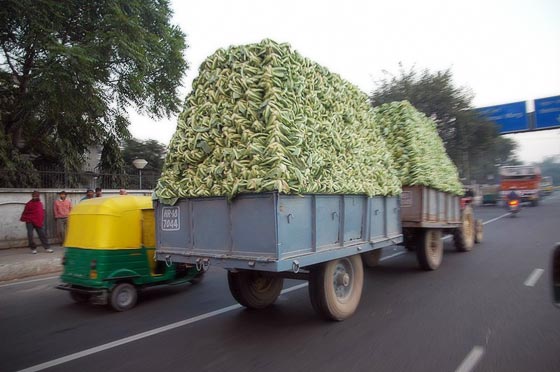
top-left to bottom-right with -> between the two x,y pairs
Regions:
130,0 -> 560,163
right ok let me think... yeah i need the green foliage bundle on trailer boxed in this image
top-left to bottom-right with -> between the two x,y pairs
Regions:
156,39 -> 401,202
373,101 -> 463,195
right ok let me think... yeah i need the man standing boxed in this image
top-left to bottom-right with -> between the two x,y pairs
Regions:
54,191 -> 72,243
81,189 -> 94,201
95,187 -> 103,198
20,191 -> 53,254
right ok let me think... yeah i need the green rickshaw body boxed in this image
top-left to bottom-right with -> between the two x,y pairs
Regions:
61,246 -> 177,289
58,196 -> 201,310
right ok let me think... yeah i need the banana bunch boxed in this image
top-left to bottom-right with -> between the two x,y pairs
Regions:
156,39 -> 401,202
373,101 -> 463,195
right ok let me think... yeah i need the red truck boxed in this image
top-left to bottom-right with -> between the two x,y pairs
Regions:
499,165 -> 541,206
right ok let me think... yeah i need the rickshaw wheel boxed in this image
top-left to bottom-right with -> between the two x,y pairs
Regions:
70,291 -> 90,303
109,283 -> 138,312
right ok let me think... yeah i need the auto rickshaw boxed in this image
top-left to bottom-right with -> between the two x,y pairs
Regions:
56,195 -> 203,311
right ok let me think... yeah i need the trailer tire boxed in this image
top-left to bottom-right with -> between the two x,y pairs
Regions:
308,255 -> 364,321
454,206 -> 475,252
362,249 -> 382,268
227,270 -> 283,309
109,283 -> 137,312
474,219 -> 483,244
403,229 -> 417,251
416,229 -> 443,271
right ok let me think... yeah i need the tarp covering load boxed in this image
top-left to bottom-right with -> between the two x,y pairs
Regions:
373,101 -> 463,195
156,39 -> 401,202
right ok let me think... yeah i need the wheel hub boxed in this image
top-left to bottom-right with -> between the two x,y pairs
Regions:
333,261 -> 353,299
252,274 -> 273,293
118,290 -> 131,305
335,272 -> 350,287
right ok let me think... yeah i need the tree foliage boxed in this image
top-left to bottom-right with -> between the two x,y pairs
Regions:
0,0 -> 187,186
122,137 -> 167,173
536,155 -> 560,185
371,65 -> 519,183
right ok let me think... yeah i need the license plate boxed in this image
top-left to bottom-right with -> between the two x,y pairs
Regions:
161,207 -> 180,231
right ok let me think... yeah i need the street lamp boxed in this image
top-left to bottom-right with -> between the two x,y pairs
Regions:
132,159 -> 148,189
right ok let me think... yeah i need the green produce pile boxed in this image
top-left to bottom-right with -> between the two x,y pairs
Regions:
373,101 -> 463,195
156,39 -> 401,202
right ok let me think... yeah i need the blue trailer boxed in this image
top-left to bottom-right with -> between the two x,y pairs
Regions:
155,192 -> 402,320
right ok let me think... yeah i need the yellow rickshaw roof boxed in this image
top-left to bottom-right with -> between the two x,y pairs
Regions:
66,196 -> 154,249
72,195 -> 153,216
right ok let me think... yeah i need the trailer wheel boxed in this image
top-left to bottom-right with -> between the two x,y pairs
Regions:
308,255 -> 364,321
416,229 -> 443,271
109,283 -> 137,312
227,270 -> 283,309
474,219 -> 483,244
70,291 -> 90,303
362,249 -> 382,268
403,229 -> 417,251
454,206 -> 475,252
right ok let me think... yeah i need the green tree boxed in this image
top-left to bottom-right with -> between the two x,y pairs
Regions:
0,0 -> 187,186
537,156 -> 560,185
371,65 -> 518,183
122,137 -> 167,173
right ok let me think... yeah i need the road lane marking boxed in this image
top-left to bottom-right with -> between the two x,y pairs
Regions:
0,275 -> 58,289
16,301 -> 242,372
455,346 -> 485,372
440,211 -> 509,241
482,213 -> 510,225
524,268 -> 544,287
16,282 -> 312,372
380,251 -> 406,261
280,283 -> 307,293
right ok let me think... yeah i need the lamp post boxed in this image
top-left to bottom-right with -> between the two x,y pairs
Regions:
132,159 -> 148,189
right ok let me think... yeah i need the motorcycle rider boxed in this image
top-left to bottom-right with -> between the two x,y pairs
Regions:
506,187 -> 521,202
506,187 -> 521,212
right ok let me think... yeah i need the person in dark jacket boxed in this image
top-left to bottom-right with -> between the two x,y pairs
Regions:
20,191 -> 52,254
506,187 -> 521,202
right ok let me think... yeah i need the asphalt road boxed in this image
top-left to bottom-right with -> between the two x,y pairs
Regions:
1,195 -> 559,372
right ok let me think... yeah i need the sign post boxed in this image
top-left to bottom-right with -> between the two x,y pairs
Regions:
534,95 -> 560,130
476,101 -> 528,134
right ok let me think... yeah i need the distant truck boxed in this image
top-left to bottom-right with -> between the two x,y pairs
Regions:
499,165 -> 541,206
480,184 -> 500,205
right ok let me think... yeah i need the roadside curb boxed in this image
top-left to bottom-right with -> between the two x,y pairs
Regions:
0,257 -> 62,282
0,245 -> 64,282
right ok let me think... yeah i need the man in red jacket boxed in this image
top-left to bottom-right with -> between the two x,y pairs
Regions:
20,191 -> 53,254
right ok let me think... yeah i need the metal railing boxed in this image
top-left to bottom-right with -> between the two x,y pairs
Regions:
0,166 -> 161,190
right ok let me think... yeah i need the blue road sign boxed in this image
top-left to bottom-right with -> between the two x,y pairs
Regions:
535,95 -> 560,129
477,101 -> 528,133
